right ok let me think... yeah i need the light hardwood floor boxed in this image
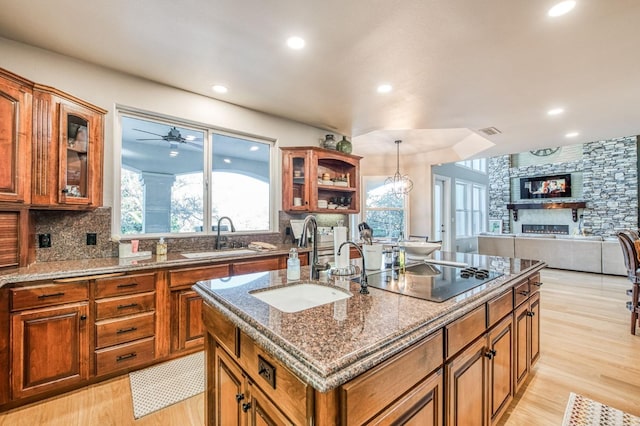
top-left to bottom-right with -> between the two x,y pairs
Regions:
1,269 -> 638,425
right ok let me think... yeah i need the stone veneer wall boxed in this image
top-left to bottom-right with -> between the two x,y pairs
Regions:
488,136 -> 638,238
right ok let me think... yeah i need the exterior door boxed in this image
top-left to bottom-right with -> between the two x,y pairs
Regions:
433,175 -> 451,251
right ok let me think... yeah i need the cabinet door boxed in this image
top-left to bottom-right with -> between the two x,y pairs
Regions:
369,369 -> 443,426
514,301 -> 529,392
529,292 -> 541,368
172,289 -> 204,352
445,337 -> 488,426
487,316 -> 513,425
248,380 -> 294,426
11,302 -> 89,399
282,150 -> 310,212
233,256 -> 281,275
0,73 -> 31,203
58,102 -> 102,206
0,211 -> 22,268
214,348 -> 245,426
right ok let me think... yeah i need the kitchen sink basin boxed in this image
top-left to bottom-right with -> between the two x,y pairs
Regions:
181,249 -> 258,259
250,283 -> 352,313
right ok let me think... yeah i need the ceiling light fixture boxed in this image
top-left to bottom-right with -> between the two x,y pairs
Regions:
385,140 -> 413,197
547,108 -> 565,116
286,36 -> 305,50
377,84 -> 392,94
212,85 -> 228,94
223,158 -> 231,164
548,1 -> 576,17
250,146 -> 259,151
565,131 -> 579,138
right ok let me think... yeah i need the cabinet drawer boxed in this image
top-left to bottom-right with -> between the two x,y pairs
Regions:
95,337 -> 155,376
10,282 -> 89,311
514,280 -> 530,307
232,257 -> 280,275
169,264 -> 230,288
529,273 -> 542,295
95,273 -> 155,298
95,312 -> 155,349
445,305 -> 487,359
95,292 -> 155,320
487,289 -> 513,328
340,330 -> 443,426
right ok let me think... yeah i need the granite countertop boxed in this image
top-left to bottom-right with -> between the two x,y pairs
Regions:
194,252 -> 545,392
0,244 -> 311,287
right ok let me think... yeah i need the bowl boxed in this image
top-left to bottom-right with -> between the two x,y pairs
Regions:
397,241 -> 442,259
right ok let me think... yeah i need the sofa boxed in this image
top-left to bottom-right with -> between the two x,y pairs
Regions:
478,234 -> 626,276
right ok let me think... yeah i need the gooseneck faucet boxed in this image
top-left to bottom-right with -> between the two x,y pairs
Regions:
216,216 -> 236,250
337,241 -> 369,294
298,215 -> 330,280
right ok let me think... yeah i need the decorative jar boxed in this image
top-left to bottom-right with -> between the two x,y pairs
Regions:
337,136 -> 352,154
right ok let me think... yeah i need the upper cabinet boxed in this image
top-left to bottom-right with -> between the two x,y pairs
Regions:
281,147 -> 361,214
32,85 -> 106,209
0,69 -> 32,204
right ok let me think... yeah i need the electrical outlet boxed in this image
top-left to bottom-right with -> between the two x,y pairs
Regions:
86,233 -> 97,245
38,234 -> 51,248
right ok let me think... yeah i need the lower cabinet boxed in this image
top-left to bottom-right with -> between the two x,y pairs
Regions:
172,289 -> 204,352
515,292 -> 541,392
11,302 -> 89,399
488,316 -> 514,425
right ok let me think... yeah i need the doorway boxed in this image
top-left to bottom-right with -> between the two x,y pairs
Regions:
433,175 -> 452,251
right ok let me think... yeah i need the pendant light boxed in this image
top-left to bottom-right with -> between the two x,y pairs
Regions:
385,140 -> 413,196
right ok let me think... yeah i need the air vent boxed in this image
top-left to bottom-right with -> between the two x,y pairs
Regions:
478,127 -> 502,136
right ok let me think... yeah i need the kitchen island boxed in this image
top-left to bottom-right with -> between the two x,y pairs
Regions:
195,252 -> 545,425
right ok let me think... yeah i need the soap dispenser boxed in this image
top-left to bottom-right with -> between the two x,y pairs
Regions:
287,248 -> 300,281
156,237 -> 167,255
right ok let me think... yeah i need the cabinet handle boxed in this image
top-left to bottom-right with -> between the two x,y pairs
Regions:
532,281 -> 543,287
117,303 -> 139,310
526,311 -> 536,317
80,315 -> 87,320
116,283 -> 138,289
37,292 -> 65,299
235,393 -> 245,402
484,350 -> 494,360
116,327 -> 137,334
242,402 -> 251,412
116,352 -> 137,362
519,290 -> 530,296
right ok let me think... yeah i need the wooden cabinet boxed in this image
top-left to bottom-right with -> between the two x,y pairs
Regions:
10,280 -> 90,399
281,147 -> 361,213
0,68 -> 32,205
487,316 -> 514,425
0,209 -> 29,269
247,380 -> 294,426
515,291 -> 541,392
31,85 -> 106,209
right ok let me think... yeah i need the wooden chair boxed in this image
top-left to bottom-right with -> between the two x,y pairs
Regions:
616,231 -> 640,335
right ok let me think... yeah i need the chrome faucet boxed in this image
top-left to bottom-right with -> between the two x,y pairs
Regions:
337,241 -> 369,294
216,216 -> 236,250
298,215 -> 330,280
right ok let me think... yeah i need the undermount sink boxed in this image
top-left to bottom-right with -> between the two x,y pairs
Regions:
181,249 -> 258,259
250,283 -> 352,313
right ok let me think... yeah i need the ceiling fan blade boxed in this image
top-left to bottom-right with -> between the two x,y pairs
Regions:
133,128 -> 166,137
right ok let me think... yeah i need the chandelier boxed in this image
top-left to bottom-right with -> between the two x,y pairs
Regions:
385,140 -> 413,197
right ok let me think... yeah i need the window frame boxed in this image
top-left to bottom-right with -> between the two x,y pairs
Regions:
114,107 -> 276,238
455,158 -> 487,174
454,179 -> 487,238
359,175 -> 410,240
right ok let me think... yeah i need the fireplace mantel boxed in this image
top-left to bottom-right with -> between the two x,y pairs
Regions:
506,201 -> 587,222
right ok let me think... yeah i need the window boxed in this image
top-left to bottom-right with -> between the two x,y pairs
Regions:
118,112 -> 272,236
455,158 -> 487,173
362,177 -> 407,239
455,180 -> 486,237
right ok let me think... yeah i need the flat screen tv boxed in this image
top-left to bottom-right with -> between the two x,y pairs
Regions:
520,174 -> 571,199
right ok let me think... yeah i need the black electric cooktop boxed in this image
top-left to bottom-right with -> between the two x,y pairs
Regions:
366,263 -> 504,302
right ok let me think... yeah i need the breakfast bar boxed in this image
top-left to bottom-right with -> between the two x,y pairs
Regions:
195,252 -> 545,425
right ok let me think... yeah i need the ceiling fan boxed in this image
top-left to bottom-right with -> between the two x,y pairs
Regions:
133,126 -> 202,148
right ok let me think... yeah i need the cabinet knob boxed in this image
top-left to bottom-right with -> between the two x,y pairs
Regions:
532,281 -> 543,287
526,311 -> 535,317
61,188 -> 69,194
241,402 -> 251,412
80,315 -> 87,320
519,290 -> 530,296
235,393 -> 245,402
484,350 -> 494,360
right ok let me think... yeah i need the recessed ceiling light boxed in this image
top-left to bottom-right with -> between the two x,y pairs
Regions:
377,84 -> 392,94
565,131 -> 579,138
286,36 -> 305,50
250,146 -> 259,151
548,1 -> 576,17
212,85 -> 228,94
547,108 -> 565,116
223,158 -> 231,163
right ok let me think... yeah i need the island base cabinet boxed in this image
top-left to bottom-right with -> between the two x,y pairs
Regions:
488,316 -> 514,425
368,369 -> 443,426
515,292 -> 540,392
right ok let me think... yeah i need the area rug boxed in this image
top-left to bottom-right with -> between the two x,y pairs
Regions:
129,351 -> 204,419
562,392 -> 640,426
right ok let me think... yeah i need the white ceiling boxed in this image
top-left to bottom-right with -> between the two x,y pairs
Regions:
1,0 -> 639,158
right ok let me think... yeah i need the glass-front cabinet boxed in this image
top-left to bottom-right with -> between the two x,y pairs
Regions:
32,86 -> 106,209
281,147 -> 361,213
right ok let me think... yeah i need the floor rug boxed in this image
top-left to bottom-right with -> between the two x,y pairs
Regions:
563,392 -> 640,426
129,351 -> 204,419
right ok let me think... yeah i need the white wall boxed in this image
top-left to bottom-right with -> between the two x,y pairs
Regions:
0,37 -> 327,212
